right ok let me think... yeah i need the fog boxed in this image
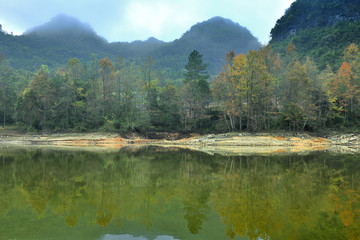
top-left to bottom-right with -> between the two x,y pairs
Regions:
24,14 -> 96,36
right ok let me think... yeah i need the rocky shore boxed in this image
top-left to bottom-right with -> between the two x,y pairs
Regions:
1,130 -> 359,155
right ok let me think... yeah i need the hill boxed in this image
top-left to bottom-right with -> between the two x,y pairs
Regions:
0,15 -> 260,74
269,0 -> 360,69
152,17 -> 261,73
0,15 -> 111,70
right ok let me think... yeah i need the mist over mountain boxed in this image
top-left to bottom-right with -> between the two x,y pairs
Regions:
0,15 -> 260,74
24,14 -> 97,36
270,0 -> 360,69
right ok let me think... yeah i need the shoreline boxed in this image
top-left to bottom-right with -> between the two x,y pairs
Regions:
1,130 -> 360,155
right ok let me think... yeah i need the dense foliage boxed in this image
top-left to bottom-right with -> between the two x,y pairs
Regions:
271,0 -> 360,41
1,42 -> 360,133
270,0 -> 360,70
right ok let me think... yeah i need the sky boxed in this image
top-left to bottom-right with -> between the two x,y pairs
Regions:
0,0 -> 295,44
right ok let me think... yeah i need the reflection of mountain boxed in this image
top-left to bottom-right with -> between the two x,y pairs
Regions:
0,147 -> 359,239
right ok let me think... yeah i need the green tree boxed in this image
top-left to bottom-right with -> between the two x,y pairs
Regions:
98,57 -> 115,119
281,60 -> 313,130
142,56 -> 161,129
67,58 -> 87,129
158,84 -> 181,130
23,65 -> 54,130
51,68 -> 76,130
86,55 -> 103,128
182,50 -> 211,131
0,65 -> 17,127
118,62 -> 142,131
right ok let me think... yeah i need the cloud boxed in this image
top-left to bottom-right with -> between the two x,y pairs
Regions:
120,0 -> 295,43
123,0 -> 204,41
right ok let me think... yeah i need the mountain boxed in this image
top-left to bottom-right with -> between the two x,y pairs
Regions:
270,0 -> 360,69
0,14 -> 111,70
153,16 -> 261,73
0,15 -> 260,74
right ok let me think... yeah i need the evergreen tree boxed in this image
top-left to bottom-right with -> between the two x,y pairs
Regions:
182,50 -> 211,131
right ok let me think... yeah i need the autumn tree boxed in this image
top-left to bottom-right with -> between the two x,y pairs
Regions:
213,51 -> 247,131
331,62 -> 359,123
341,44 -> 360,122
213,49 -> 275,132
245,50 -> 273,131
343,43 -> 360,71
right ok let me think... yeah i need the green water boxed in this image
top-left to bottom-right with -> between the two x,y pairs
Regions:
0,146 -> 359,240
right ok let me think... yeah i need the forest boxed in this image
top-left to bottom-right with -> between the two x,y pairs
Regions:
0,41 -> 360,133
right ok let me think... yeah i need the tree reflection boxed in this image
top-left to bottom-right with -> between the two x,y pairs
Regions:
183,179 -> 210,234
180,153 -> 211,234
332,179 -> 360,240
0,148 -> 359,239
212,155 -> 360,239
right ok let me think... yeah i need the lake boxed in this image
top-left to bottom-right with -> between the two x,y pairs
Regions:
0,146 -> 359,240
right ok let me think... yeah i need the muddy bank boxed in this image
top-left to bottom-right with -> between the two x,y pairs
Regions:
0,130 -> 359,155
155,132 -> 360,155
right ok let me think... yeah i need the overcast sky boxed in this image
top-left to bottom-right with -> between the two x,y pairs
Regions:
0,0 -> 295,44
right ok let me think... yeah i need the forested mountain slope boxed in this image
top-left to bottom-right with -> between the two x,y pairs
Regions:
152,17 -> 261,73
0,15 -> 260,74
270,0 -> 360,69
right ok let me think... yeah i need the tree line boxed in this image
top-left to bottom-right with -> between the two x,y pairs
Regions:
213,43 -> 360,132
0,43 -> 360,133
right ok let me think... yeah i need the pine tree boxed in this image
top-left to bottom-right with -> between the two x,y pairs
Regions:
182,50 -> 211,130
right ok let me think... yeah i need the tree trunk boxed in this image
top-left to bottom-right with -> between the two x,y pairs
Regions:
224,113 -> 230,131
3,102 -> 5,128
239,115 -> 242,131
230,114 -> 235,132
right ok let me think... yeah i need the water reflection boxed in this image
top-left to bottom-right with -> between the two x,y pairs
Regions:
101,234 -> 179,240
0,147 -> 359,239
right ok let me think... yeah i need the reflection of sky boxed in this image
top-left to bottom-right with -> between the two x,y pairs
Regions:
101,234 -> 179,240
